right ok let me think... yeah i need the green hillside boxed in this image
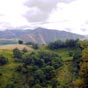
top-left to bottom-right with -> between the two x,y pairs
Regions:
0,39 -> 86,88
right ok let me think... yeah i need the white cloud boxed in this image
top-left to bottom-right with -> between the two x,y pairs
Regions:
24,0 -> 75,22
0,0 -> 88,35
24,0 -> 59,22
0,0 -> 30,29
41,0 -> 88,35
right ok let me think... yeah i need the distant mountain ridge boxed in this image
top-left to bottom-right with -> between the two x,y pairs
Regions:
0,27 -> 85,44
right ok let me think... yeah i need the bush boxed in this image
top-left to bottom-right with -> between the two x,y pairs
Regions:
18,40 -> 23,44
13,48 -> 22,59
0,55 -> 8,65
68,51 -> 73,57
22,48 -> 28,53
33,84 -> 42,88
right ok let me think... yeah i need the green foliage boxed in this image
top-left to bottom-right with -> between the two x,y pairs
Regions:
68,51 -> 73,57
32,84 -> 42,88
26,42 -> 39,49
71,50 -> 82,78
74,79 -> 84,88
74,40 -> 88,88
22,48 -> 28,53
18,40 -> 23,44
0,40 -> 84,88
17,50 -> 62,88
48,40 -> 64,49
48,39 -> 79,50
79,40 -> 88,49
32,43 -> 39,49
13,48 -> 22,59
65,39 -> 79,48
80,41 -> 88,86
0,55 -> 8,65
42,66 -> 56,80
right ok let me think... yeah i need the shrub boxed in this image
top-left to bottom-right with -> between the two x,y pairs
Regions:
0,55 -> 8,65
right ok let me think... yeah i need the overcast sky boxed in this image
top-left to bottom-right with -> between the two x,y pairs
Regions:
0,0 -> 88,35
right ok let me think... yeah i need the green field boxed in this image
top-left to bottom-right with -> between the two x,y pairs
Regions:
0,50 -> 19,88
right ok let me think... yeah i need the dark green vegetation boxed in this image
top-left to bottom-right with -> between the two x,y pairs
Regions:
0,39 -> 87,88
0,49 -> 62,88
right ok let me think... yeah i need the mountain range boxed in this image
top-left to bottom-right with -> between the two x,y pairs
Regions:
0,27 -> 85,44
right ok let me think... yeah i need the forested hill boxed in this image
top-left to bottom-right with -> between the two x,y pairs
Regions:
0,27 -> 84,44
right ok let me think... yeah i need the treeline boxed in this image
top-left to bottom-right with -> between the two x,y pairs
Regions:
48,39 -> 79,50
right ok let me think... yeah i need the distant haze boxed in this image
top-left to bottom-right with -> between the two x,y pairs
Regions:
0,28 -> 84,44
0,0 -> 88,35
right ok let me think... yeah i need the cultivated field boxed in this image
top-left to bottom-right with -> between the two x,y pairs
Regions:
0,44 -> 33,51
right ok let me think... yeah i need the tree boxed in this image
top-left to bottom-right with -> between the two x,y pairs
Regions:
13,48 -> 22,59
72,50 -> 81,75
39,50 -> 62,67
34,69 -> 45,84
52,57 -> 63,69
34,58 -> 44,68
33,84 -> 42,88
74,79 -> 84,88
0,55 -> 8,65
6,83 -> 15,88
48,39 -> 79,50
65,39 -> 78,48
79,40 -> 88,49
81,48 -> 88,61
75,40 -> 88,88
32,44 -> 39,49
51,78 -> 59,88
48,40 -> 65,50
43,66 -> 56,80
18,40 -> 23,44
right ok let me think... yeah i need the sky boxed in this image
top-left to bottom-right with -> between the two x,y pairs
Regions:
0,0 -> 88,35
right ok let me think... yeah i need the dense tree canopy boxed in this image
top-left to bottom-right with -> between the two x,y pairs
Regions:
48,39 -> 79,50
16,50 -> 62,88
75,40 -> 88,88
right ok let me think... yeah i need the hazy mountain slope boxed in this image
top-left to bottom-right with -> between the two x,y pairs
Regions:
0,27 -> 84,44
20,27 -> 84,44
